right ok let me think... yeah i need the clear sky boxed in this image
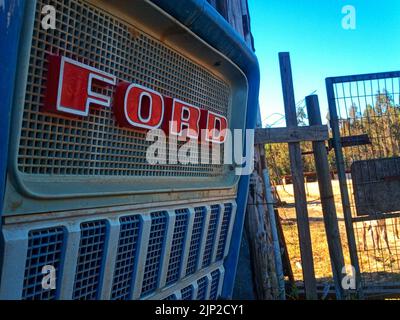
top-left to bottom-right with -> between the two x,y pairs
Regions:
248,0 -> 400,127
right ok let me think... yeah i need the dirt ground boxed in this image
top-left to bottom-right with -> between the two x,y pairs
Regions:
276,180 -> 400,288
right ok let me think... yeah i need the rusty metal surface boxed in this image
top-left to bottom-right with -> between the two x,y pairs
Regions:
352,157 -> 400,217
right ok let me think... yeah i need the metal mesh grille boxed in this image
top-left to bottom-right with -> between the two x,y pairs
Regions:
196,276 -> 208,300
22,227 -> 65,300
19,0 -> 229,178
141,211 -> 168,297
111,215 -> 141,300
216,203 -> 232,261
166,209 -> 189,285
73,220 -> 108,300
163,294 -> 177,300
186,207 -> 206,275
181,285 -> 194,300
202,205 -> 220,268
209,270 -> 220,300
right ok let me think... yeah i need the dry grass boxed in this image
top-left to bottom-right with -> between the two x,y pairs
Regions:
277,181 -> 350,282
276,180 -> 400,286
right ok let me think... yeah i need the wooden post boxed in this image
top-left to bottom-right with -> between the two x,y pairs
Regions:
304,177 -> 309,197
245,171 -> 278,299
279,52 -> 318,299
259,147 -> 286,299
306,94 -> 346,299
274,209 -> 295,287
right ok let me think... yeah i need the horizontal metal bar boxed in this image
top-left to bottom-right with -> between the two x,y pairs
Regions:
326,70 -> 400,84
351,212 -> 400,222
255,125 -> 329,144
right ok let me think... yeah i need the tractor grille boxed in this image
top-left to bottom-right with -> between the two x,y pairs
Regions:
18,0 -> 229,178
14,202 -> 233,300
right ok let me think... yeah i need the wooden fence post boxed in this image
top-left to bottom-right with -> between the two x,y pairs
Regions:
306,94 -> 346,299
279,52 -> 318,299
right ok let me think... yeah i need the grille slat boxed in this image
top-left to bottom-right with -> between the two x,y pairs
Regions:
181,285 -> 194,300
196,276 -> 208,300
166,209 -> 189,285
209,270 -> 220,300
19,0 -> 229,178
73,220 -> 108,300
202,205 -> 220,268
186,207 -> 206,275
22,227 -> 65,300
216,204 -> 233,261
111,215 -> 141,300
141,212 -> 168,297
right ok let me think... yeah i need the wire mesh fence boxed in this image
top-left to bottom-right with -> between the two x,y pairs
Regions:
327,71 -> 400,294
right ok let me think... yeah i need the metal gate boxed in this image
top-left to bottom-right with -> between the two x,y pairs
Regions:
326,71 -> 400,297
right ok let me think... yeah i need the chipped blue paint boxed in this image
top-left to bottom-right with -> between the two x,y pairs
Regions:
0,0 -> 26,217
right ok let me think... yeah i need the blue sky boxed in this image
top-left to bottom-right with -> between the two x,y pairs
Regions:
248,0 -> 400,126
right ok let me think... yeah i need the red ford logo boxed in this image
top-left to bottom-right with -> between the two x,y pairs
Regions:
44,55 -> 228,144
